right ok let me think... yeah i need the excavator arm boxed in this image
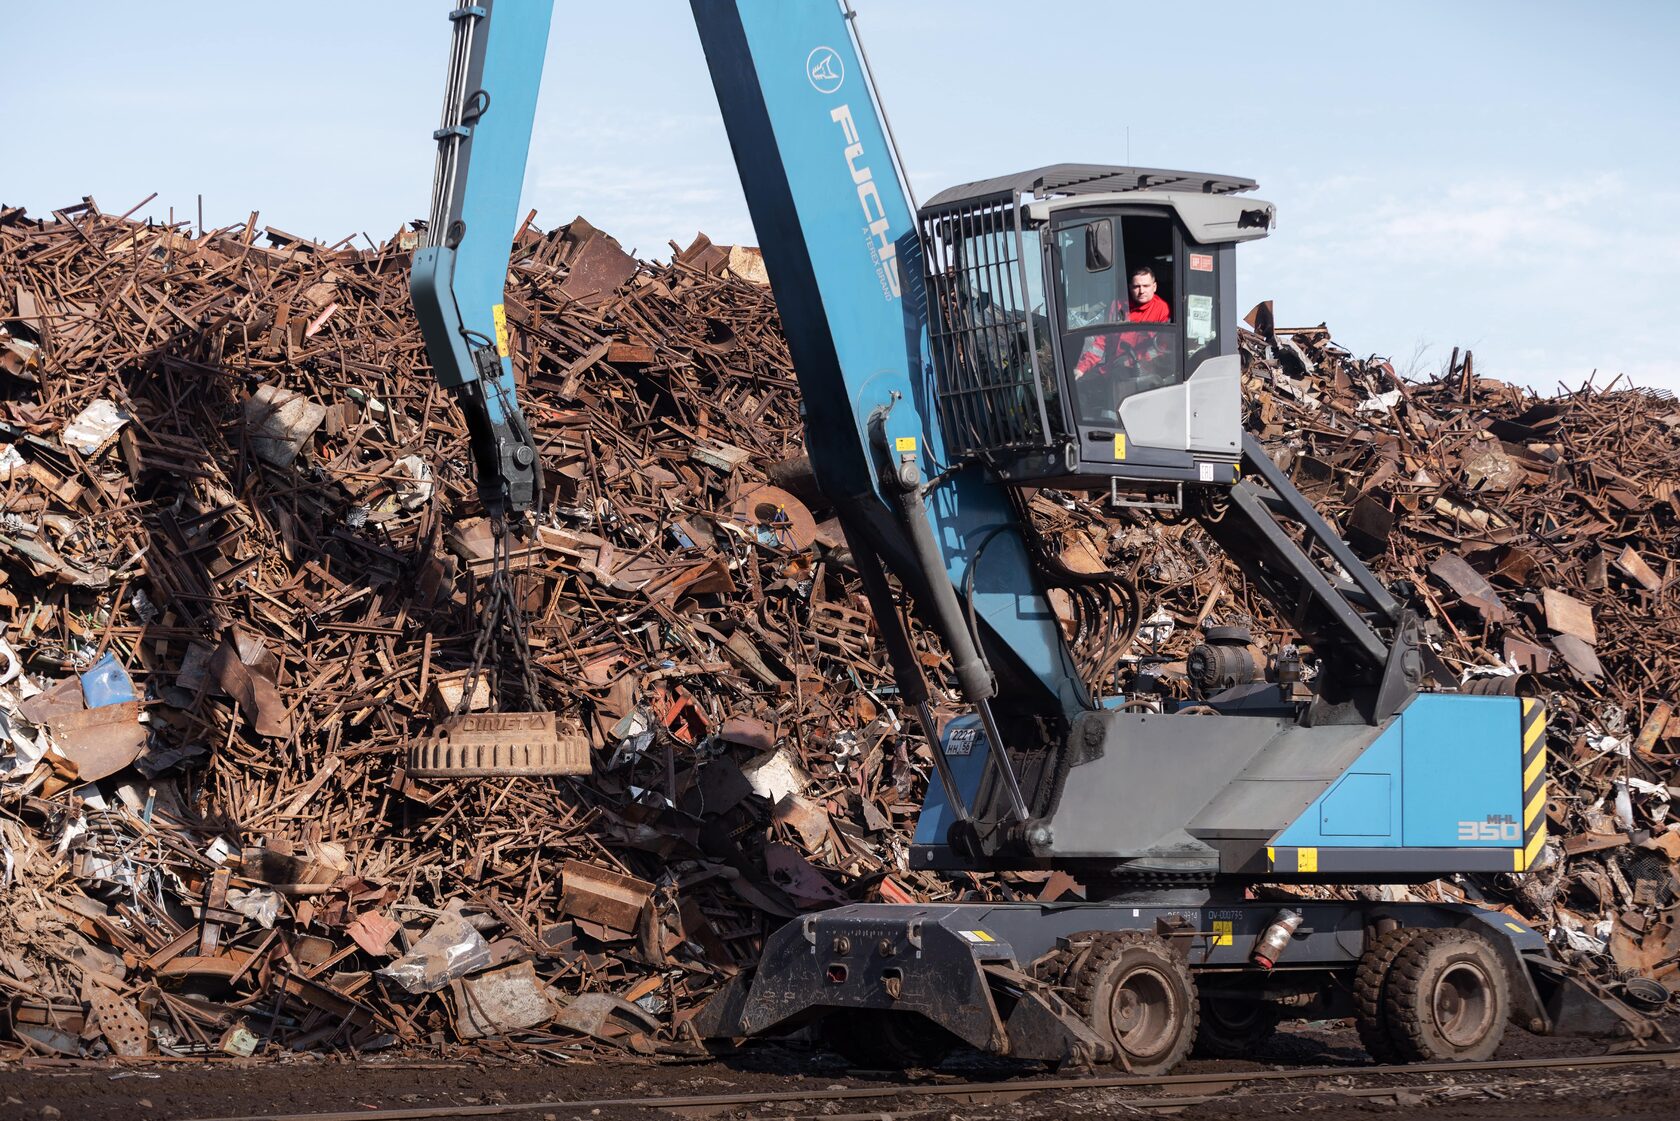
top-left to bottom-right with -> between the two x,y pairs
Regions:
409,0 -> 550,518
403,1 -> 587,781
692,0 -> 1091,852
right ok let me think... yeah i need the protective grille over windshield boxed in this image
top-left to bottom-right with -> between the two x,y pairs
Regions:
920,193 -> 1059,462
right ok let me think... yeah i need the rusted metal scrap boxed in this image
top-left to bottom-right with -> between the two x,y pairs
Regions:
0,197 -> 973,1060
0,193 -> 1675,1062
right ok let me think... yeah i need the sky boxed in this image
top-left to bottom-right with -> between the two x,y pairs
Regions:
6,1 -> 1678,393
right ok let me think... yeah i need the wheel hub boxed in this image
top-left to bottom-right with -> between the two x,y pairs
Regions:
1432,961 -> 1495,1048
1110,966 -> 1176,1058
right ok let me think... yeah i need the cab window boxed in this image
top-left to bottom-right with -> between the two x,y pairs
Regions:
1054,220 -> 1122,331
946,224 -> 1065,441
1054,213 -> 1184,426
1185,247 -> 1219,364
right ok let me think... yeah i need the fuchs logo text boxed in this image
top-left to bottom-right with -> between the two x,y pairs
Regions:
829,104 -> 902,300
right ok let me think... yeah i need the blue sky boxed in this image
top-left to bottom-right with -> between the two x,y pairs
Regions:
6,1 -> 1677,392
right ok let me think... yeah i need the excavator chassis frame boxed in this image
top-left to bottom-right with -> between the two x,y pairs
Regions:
699,898 -> 1665,1065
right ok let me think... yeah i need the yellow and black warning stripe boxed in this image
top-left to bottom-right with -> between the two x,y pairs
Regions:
1517,697 -> 1548,871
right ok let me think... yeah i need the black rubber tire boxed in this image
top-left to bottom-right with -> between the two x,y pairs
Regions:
1193,991 -> 1281,1059
1382,928 -> 1510,1062
1068,931 -> 1198,1075
820,1010 -> 956,1070
1353,927 -> 1420,1064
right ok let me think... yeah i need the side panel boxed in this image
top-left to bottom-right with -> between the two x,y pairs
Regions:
1401,694 -> 1523,848
1183,353 -> 1242,455
1270,694 -> 1527,863
1117,353 -> 1242,459
692,0 -> 1084,717
1319,773 -> 1394,836
1049,712 -> 1291,860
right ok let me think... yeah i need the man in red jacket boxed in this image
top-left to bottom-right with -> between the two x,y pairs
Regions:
1075,265 -> 1172,380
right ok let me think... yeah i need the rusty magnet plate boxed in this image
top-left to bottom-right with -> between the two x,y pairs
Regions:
407,711 -> 590,777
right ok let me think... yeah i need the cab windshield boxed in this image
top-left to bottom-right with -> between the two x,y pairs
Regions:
1053,213 -> 1190,426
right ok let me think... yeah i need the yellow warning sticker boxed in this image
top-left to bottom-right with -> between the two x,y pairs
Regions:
492,303 -> 510,358
1297,847 -> 1318,873
895,436 -> 917,453
1212,920 -> 1233,947
1504,921 -> 1526,933
958,929 -> 995,943
1113,434 -> 1127,460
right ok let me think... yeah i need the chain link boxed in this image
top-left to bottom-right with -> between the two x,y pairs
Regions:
456,514 -> 543,715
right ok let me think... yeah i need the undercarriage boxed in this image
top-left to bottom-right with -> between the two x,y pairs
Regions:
699,896 -> 1669,1073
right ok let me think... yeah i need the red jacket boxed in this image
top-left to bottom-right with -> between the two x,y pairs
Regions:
1076,295 -> 1171,376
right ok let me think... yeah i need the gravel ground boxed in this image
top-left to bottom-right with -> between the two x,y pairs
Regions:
0,1021 -> 1675,1121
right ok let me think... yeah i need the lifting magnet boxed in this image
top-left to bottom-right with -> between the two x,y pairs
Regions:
407,710 -> 590,777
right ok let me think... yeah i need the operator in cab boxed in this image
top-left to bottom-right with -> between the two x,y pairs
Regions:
1074,265 -> 1173,406
1124,266 -> 1170,324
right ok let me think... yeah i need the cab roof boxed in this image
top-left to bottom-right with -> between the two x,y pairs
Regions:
922,164 -> 1258,214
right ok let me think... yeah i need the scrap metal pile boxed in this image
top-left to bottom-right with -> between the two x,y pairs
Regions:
0,197 -> 1674,1059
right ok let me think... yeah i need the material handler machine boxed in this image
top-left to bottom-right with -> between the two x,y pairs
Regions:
406,0 -> 1667,1073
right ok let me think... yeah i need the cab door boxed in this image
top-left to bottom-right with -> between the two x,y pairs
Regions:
1118,225 -> 1240,464
1048,209 -> 1238,471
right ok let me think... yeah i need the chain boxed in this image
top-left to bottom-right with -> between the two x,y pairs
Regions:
456,514 -> 543,716
499,516 -> 543,704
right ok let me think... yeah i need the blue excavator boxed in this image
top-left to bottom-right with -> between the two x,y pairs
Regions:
406,0 -> 1667,1073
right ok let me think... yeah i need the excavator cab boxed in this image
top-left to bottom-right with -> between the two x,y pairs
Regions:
920,165 -> 1274,503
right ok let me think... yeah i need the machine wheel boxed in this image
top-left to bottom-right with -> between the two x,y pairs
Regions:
1068,931 -> 1198,1075
820,1010 -> 956,1070
1353,927 -> 1420,1064
1382,929 -> 1510,1062
1193,991 -> 1281,1059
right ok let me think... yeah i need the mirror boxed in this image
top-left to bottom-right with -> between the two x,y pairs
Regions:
1085,220 -> 1113,272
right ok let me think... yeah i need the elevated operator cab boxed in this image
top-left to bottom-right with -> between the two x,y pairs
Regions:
919,164 -> 1274,500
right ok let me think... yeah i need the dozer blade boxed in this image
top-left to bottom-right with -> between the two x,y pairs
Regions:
407,711 -> 590,777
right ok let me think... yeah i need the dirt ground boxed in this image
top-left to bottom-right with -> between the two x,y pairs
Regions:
0,1021 -> 1677,1121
